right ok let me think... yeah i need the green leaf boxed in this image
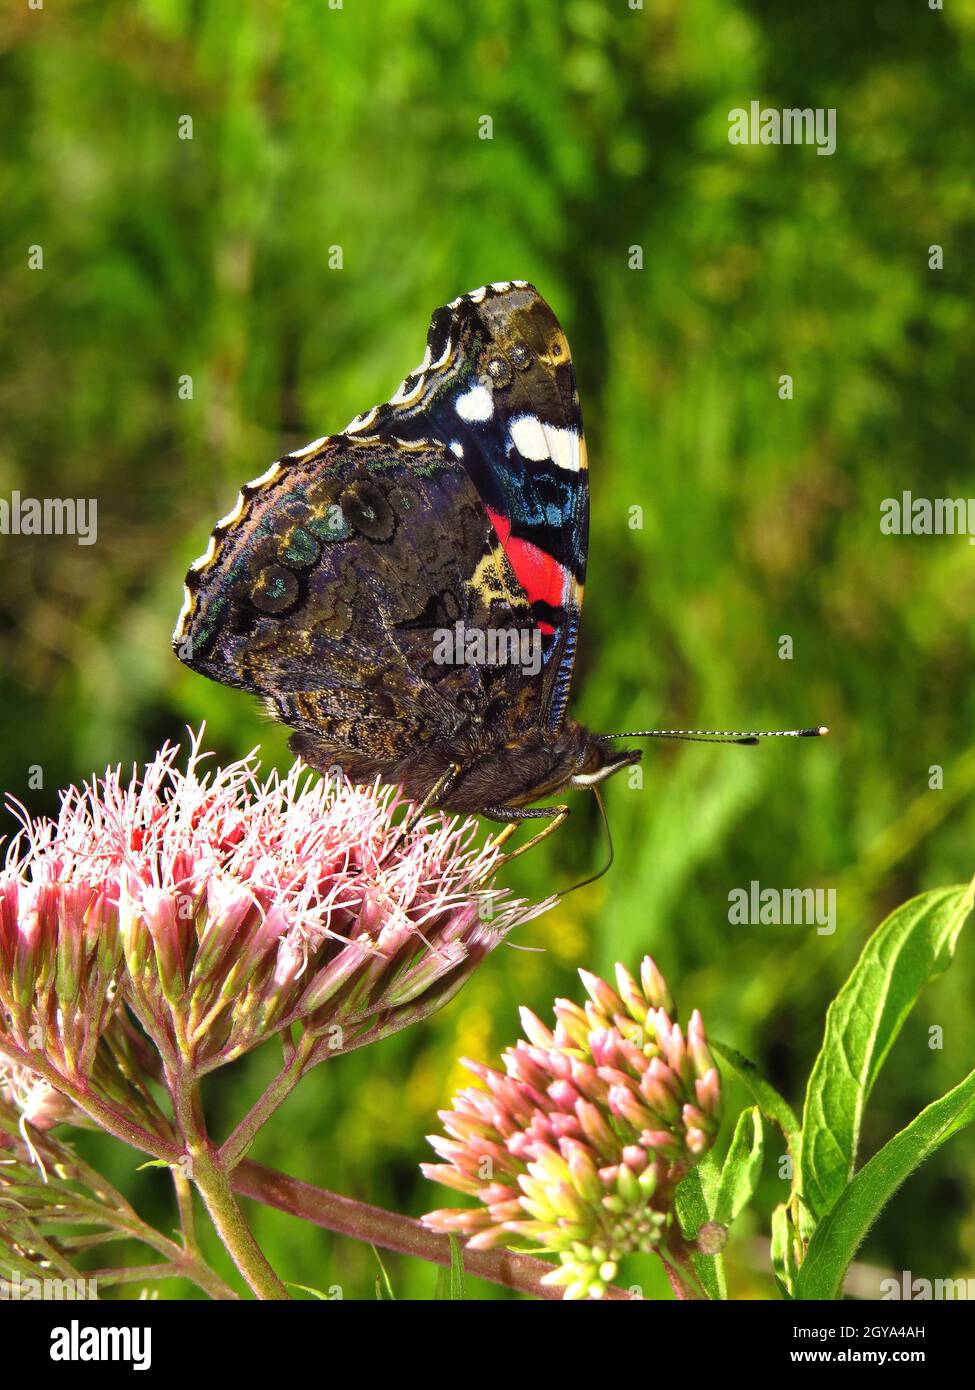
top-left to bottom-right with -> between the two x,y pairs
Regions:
434,1236 -> 466,1300
795,1065 -> 975,1299
712,1040 -> 800,1154
675,1150 -> 726,1300
771,1203 -> 801,1297
714,1106 -> 764,1227
371,1245 -> 396,1300
286,1281 -> 334,1300
799,881 -> 974,1229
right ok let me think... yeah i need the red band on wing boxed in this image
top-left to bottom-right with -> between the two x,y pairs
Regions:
486,507 -> 566,635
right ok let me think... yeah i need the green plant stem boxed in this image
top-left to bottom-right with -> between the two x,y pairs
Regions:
3,1182 -> 236,1299
93,1216 -> 236,1299
219,1031 -> 317,1169
23,1143 -> 240,1301
89,1264 -> 182,1288
233,1159 -> 634,1301
168,1066 -> 290,1300
172,1167 -> 198,1252
190,1148 -> 290,1300
113,1215 -> 239,1301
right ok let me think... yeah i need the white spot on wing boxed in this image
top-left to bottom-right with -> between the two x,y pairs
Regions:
449,441 -> 464,457
509,415 -> 581,472
467,286 -> 488,303
490,280 -> 511,292
543,423 -> 581,473
509,414 -> 549,461
454,384 -> 494,422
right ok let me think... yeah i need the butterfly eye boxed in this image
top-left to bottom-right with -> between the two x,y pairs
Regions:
508,343 -> 531,369
486,355 -> 513,387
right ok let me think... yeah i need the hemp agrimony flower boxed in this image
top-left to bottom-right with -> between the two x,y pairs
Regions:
0,730 -> 553,1299
0,730 -> 549,1096
421,957 -> 722,1298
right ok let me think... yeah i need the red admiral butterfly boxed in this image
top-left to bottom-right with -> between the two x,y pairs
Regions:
173,282 -> 824,857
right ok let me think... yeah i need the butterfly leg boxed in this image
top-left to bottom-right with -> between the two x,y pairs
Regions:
482,804 -> 570,866
387,763 -> 464,862
380,765 -> 461,871
484,823 -> 519,855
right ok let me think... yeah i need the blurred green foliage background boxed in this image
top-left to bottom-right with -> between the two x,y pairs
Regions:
2,0 -> 975,1299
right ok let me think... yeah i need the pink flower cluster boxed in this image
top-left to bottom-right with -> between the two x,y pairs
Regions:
422,957 -> 721,1299
0,731 -> 551,1106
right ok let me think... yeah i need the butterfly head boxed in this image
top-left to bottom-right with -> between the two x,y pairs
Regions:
568,729 -> 642,789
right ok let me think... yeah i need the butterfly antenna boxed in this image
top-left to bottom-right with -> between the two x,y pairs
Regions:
559,785 -> 615,898
600,725 -> 829,747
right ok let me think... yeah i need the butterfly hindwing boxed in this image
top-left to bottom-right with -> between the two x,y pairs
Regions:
174,436 -> 539,772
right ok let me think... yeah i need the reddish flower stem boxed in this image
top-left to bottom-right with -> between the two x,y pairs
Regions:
0,1036 -> 181,1163
659,1255 -> 704,1300
232,1159 -> 636,1301
219,1032 -> 316,1169
659,1224 -> 708,1300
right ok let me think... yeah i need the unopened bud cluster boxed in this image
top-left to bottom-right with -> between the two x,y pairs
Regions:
422,957 -> 721,1299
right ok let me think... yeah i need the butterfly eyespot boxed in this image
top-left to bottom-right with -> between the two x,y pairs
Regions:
486,355 -> 513,388
508,343 -> 532,369
339,479 -> 396,542
550,341 -> 563,358
252,564 -> 300,615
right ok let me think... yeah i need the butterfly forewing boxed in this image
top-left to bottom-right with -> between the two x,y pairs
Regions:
350,281 -> 588,730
